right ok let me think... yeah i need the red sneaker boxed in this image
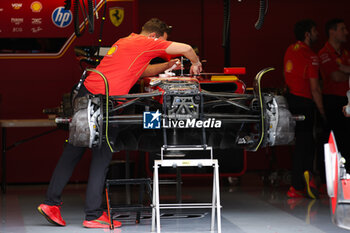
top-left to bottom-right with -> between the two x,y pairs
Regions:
287,186 -> 306,198
83,212 -> 122,228
304,171 -> 319,199
37,204 -> 66,226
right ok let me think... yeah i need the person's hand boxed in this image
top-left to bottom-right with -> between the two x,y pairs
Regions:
321,113 -> 327,122
339,64 -> 350,74
190,61 -> 202,75
320,113 -> 329,131
343,105 -> 350,117
167,59 -> 181,70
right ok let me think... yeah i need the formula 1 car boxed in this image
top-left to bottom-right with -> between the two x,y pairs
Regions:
64,67 -> 296,153
324,131 -> 350,230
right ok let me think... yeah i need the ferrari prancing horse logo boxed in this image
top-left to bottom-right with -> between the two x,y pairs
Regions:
109,7 -> 124,27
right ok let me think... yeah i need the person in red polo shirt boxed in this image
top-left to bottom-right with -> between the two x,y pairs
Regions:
284,19 -> 325,199
319,18 -> 350,168
37,18 -> 202,228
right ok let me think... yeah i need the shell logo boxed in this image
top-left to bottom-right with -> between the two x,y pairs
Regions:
285,60 -> 293,73
31,1 -> 42,13
336,58 -> 342,65
106,46 -> 117,56
293,44 -> 300,51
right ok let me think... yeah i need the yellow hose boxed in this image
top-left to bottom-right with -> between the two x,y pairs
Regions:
86,68 -> 115,152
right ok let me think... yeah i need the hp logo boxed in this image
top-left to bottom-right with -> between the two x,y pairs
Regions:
52,7 -> 72,28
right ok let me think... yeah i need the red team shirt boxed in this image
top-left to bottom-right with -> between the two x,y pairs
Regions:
84,33 -> 172,95
284,41 -> 320,99
318,42 -> 350,97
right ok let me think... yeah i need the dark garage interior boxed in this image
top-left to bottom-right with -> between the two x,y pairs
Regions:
1,0 -> 350,232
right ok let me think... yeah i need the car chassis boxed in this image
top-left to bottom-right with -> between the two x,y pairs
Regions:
67,67 -> 295,153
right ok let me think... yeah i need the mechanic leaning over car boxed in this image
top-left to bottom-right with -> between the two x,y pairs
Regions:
283,19 -> 325,200
37,18 -> 202,228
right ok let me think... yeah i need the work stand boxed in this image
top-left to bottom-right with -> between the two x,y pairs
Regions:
105,178 -> 153,229
151,145 -> 222,233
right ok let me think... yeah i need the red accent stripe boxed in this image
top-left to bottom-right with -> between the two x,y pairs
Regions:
224,67 -> 246,75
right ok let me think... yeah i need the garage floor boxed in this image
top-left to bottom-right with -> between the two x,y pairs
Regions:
0,172 -> 349,233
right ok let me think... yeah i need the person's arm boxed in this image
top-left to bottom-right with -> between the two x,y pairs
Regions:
165,42 -> 202,75
339,64 -> 350,74
329,70 -> 349,82
309,78 -> 326,118
319,50 -> 349,82
140,59 -> 179,77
